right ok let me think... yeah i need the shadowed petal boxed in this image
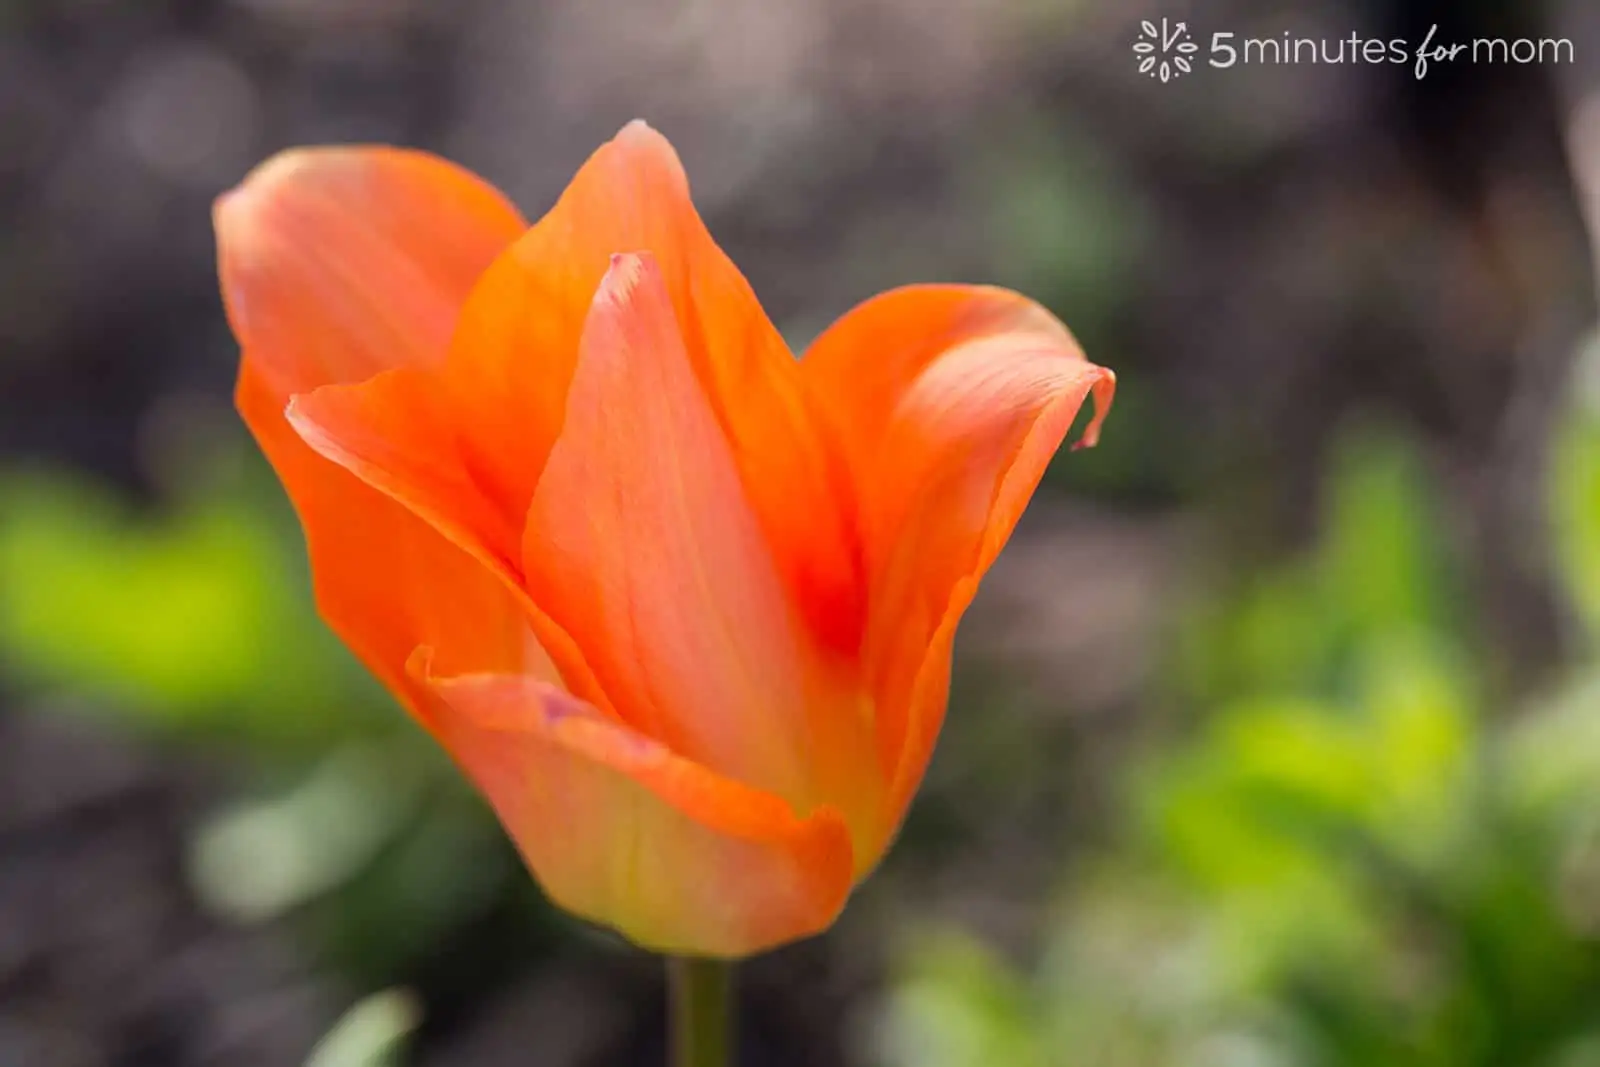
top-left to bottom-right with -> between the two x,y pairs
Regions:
802,285 -> 1114,862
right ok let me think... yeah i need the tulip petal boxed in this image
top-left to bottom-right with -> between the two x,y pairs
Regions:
216,145 -> 526,397
285,369 -> 617,717
415,655 -> 855,958
265,124 -> 860,661
218,146 -> 540,709
237,365 -> 551,714
521,253 -> 882,839
287,371 -> 521,575
802,285 -> 1114,858
440,121 -> 863,653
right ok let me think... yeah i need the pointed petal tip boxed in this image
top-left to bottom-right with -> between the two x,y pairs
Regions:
281,393 -> 311,434
608,119 -> 679,164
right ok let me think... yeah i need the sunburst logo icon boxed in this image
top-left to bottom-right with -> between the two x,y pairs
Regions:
1133,18 -> 1199,82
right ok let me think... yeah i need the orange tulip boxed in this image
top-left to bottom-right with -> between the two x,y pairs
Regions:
215,121 -> 1113,958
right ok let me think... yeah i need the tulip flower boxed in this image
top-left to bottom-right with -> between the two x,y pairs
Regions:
215,121 -> 1112,994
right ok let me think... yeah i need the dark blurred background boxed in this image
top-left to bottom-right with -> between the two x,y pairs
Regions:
6,1 -> 1600,1064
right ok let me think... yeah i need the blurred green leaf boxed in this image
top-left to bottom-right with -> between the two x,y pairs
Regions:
190,741 -> 432,923
310,775 -> 531,985
1319,428 -> 1453,640
877,928 -> 1044,1067
1552,333 -> 1600,643
304,988 -> 420,1067
0,465 -> 380,744
1177,425 -> 1459,707
1506,670 -> 1600,822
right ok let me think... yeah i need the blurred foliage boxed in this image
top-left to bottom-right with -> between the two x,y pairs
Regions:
0,457 -> 378,745
0,443 -> 559,1053
303,989 -> 421,1067
879,398 -> 1600,1066
1175,427 -> 1464,707
1554,334 -> 1600,647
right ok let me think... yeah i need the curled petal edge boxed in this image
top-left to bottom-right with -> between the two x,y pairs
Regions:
870,361 -> 1116,862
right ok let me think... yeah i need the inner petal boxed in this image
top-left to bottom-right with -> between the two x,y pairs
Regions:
522,253 -> 881,835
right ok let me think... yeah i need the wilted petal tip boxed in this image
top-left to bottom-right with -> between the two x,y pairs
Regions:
593,251 -> 662,310
1068,368 -> 1116,451
605,249 -> 650,273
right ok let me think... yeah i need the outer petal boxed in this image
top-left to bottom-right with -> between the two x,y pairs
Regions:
217,147 -> 541,710
520,254 -> 882,848
304,121 -> 863,655
287,372 -> 522,578
238,365 -> 550,712
801,285 -> 1114,860
285,368 -> 618,719
415,655 -> 855,958
216,146 -> 526,397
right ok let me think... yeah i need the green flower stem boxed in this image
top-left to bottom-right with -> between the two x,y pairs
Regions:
669,956 -> 733,1067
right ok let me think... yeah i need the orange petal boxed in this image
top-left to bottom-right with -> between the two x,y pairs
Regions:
875,576 -> 976,866
521,253 -> 882,841
287,371 -> 521,576
415,654 -> 855,957
438,121 -> 863,654
802,285 -> 1114,859
216,145 -> 526,398
285,369 -> 616,718
219,146 -> 534,706
236,363 -> 550,722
